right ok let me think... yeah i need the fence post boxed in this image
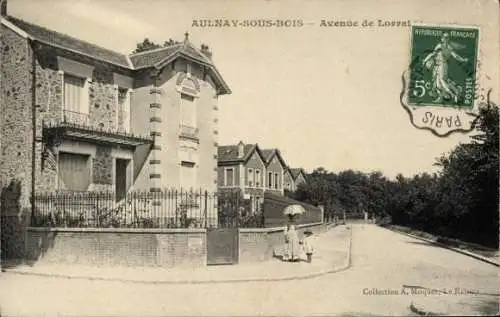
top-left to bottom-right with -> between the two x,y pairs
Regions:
96,192 -> 100,227
235,190 -> 240,228
204,190 -> 208,228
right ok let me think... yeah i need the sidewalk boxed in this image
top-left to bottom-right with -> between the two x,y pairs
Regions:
2,225 -> 351,284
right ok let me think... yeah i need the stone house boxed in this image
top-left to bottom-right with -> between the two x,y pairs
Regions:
284,167 -> 307,192
0,4 -> 230,215
217,142 -> 288,211
260,148 -> 287,196
217,141 -> 267,213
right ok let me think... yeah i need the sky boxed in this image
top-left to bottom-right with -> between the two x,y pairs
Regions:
6,0 -> 499,178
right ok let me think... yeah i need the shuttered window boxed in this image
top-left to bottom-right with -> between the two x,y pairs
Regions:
118,88 -> 130,132
64,74 -> 86,113
180,93 -> 196,127
58,152 -> 91,191
225,168 -> 234,186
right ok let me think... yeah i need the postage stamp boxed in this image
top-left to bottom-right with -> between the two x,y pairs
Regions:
401,24 -> 482,137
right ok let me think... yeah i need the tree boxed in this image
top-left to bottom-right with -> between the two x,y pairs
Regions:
132,38 -> 182,54
132,38 -> 162,54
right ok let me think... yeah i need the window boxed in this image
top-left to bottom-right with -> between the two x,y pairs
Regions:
255,170 -> 260,187
180,161 -> 196,190
64,74 -> 87,114
225,168 -> 234,186
268,171 -> 272,188
249,196 -> 254,213
180,93 -> 196,128
274,173 -> 279,189
247,168 -> 254,187
58,152 -> 91,191
118,87 -> 130,132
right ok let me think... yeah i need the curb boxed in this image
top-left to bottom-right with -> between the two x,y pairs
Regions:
382,226 -> 499,267
409,302 -> 443,316
2,227 -> 353,285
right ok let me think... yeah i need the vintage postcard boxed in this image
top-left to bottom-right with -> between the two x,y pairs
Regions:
0,0 -> 499,316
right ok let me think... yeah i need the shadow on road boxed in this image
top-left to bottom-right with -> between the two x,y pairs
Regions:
471,298 -> 500,315
405,240 -> 443,248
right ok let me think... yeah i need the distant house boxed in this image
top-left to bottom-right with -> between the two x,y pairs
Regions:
217,141 -> 267,212
260,148 -> 287,196
284,168 -> 307,191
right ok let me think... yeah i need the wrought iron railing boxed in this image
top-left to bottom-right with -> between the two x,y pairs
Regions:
31,189 -> 265,229
63,110 -> 90,126
179,125 -> 199,140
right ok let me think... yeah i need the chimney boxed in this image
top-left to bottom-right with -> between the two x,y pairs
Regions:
237,141 -> 244,159
1,0 -> 7,17
200,44 -> 213,60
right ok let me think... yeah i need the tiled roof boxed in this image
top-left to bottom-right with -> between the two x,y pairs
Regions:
262,148 -> 288,168
290,168 -> 304,180
218,144 -> 255,162
3,15 -> 230,94
260,149 -> 275,162
129,42 -> 212,69
129,44 -> 182,68
6,16 -> 130,68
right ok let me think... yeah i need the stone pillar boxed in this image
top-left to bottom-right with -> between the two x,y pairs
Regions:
318,205 -> 324,223
149,86 -> 163,193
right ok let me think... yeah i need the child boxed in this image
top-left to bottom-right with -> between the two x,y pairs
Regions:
302,230 -> 314,263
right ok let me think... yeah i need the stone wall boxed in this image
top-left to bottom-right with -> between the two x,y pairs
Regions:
89,66 -> 118,131
92,146 -> 113,185
22,223 -> 329,267
25,227 -> 207,268
0,26 -> 33,261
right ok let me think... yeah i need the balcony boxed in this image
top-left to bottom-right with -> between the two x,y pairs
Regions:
63,110 -> 90,126
42,110 -> 153,148
179,124 -> 199,142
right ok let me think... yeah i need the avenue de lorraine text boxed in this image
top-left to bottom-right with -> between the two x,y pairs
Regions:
192,19 -> 411,28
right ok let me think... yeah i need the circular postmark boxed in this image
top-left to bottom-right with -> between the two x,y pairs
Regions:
400,24 -> 496,137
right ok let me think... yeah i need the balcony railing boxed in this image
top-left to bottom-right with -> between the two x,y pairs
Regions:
179,124 -> 199,140
63,110 -> 90,126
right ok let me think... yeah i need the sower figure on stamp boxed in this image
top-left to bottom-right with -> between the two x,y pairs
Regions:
422,33 -> 469,104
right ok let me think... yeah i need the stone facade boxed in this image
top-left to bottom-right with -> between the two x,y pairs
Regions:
1,25 -> 33,205
92,146 -> 113,185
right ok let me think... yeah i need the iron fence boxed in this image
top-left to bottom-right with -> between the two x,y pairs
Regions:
31,189 -> 265,229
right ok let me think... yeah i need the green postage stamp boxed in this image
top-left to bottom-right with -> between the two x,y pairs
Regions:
402,24 -> 481,137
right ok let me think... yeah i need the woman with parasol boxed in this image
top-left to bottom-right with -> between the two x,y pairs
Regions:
282,204 -> 305,262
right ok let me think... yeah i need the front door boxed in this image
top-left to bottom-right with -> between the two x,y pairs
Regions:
115,158 -> 130,202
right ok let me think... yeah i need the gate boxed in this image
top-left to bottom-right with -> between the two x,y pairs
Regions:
206,190 -> 242,265
206,227 -> 238,265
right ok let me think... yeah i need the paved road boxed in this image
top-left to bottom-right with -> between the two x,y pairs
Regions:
1,224 -> 498,316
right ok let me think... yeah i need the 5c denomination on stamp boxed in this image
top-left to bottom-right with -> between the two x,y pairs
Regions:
401,24 -> 482,137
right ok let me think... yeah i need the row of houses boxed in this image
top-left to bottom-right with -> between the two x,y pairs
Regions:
0,2 -> 307,228
218,141 -> 306,201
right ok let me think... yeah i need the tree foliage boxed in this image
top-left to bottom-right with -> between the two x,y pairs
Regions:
293,104 -> 499,248
132,38 -> 182,54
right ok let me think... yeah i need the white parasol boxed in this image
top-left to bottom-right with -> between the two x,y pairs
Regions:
283,204 -> 306,216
